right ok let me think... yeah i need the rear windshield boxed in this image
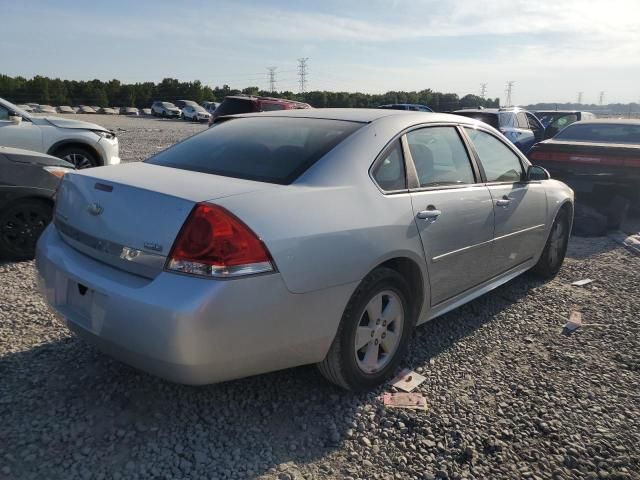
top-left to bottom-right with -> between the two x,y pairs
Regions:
215,98 -> 255,116
146,117 -> 363,184
454,112 -> 499,129
554,123 -> 640,144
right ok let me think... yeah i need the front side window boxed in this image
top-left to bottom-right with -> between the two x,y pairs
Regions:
407,127 -> 475,188
465,128 -> 524,183
372,140 -> 406,191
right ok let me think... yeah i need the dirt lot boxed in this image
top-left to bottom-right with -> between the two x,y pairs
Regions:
1,115 -> 639,480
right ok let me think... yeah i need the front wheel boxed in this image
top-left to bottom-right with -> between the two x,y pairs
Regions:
0,199 -> 52,261
318,267 -> 416,391
531,208 -> 570,278
55,146 -> 98,169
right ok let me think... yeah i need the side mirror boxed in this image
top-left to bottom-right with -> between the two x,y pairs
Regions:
527,165 -> 550,181
9,115 -> 22,125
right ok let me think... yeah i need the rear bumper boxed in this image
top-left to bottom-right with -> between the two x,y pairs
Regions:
538,162 -> 640,192
36,225 -> 352,385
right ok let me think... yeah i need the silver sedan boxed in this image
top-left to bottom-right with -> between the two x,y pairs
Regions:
36,109 -> 574,390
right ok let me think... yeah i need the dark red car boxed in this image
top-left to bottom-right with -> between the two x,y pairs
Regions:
208,95 -> 311,126
528,119 -> 640,205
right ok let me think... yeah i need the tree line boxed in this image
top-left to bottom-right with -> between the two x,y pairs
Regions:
0,74 -> 500,111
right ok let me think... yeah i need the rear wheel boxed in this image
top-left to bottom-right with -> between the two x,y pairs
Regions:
531,207 -> 570,278
318,267 -> 416,391
0,199 -> 52,261
55,146 -> 98,169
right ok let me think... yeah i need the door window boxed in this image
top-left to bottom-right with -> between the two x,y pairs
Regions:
406,127 -> 475,187
516,112 -> 530,129
371,140 -> 406,191
464,128 -> 524,183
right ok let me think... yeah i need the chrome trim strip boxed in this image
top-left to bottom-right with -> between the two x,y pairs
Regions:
431,224 -> 545,263
493,224 -> 545,243
432,238 -> 493,263
54,218 -> 166,279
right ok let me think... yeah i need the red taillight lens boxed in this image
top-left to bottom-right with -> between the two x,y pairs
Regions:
166,203 -> 274,278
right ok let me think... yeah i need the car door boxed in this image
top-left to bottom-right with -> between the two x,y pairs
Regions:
405,125 -> 495,305
463,127 -> 547,276
513,112 -> 536,153
0,105 -> 43,152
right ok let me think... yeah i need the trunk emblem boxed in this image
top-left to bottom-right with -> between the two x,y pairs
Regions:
87,202 -> 104,216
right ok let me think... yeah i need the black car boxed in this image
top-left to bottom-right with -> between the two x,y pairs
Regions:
0,147 -> 73,260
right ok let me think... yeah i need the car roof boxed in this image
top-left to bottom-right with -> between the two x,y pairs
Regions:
224,95 -> 305,104
534,110 -> 591,114
222,107 -> 479,125
562,119 -> 640,125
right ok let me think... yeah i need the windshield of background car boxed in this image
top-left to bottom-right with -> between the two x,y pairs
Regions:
216,98 -> 255,116
538,113 -> 578,129
162,102 -> 176,108
0,98 -> 31,118
554,123 -> 640,144
146,117 -> 363,184
455,112 -> 499,129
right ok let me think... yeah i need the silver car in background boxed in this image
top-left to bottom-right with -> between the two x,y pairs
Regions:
36,109 -> 574,390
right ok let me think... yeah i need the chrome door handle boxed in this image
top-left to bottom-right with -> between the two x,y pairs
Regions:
417,208 -> 441,220
496,197 -> 511,207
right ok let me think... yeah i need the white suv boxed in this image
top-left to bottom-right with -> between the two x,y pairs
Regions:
0,98 -> 120,169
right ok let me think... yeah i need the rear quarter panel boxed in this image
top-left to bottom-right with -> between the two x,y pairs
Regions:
214,121 -> 429,295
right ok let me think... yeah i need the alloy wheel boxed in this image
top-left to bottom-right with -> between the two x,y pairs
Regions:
63,152 -> 92,169
354,290 -> 404,374
1,206 -> 49,256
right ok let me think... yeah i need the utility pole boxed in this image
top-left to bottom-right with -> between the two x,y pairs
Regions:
267,67 -> 277,93
599,91 -> 605,106
505,81 -> 515,107
480,83 -> 488,100
577,92 -> 583,104
297,58 -> 309,94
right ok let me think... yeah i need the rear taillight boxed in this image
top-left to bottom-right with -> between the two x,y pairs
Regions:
166,203 -> 274,278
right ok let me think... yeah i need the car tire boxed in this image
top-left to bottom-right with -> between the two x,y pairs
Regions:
531,207 -> 570,278
318,267 -> 416,391
55,146 -> 99,169
0,198 -> 52,261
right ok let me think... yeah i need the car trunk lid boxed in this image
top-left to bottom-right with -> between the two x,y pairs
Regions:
54,162 -> 271,278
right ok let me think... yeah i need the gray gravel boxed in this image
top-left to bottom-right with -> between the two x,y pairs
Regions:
1,116 -> 640,480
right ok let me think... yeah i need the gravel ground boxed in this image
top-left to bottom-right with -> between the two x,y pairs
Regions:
1,116 -> 639,480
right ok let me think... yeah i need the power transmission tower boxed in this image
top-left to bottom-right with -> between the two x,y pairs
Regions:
577,92 -> 583,104
480,83 -> 488,100
599,91 -> 605,106
297,58 -> 309,94
267,67 -> 277,93
505,81 -> 515,107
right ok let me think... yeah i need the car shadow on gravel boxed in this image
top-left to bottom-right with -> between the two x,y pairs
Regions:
0,272 -> 568,479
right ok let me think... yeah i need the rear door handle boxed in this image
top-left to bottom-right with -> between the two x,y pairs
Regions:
417,208 -> 441,220
496,196 -> 512,207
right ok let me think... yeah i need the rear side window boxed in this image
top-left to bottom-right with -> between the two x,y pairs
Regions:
215,98 -> 256,116
372,140 -> 406,191
465,128 -> 523,183
146,117 -> 363,184
554,123 -> 640,144
407,127 -> 476,187
260,102 -> 286,111
455,112 -> 499,129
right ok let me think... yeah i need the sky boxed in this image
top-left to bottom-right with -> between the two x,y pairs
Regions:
2,0 -> 640,105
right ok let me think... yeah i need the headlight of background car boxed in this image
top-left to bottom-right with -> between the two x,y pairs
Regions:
92,130 -> 116,140
43,166 -> 74,178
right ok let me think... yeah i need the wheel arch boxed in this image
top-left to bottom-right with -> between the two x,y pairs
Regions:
370,256 -> 427,322
47,140 -> 102,166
